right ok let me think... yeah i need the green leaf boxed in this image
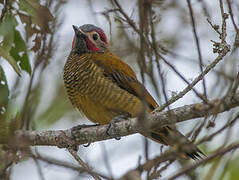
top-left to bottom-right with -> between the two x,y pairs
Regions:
37,97 -> 71,127
226,157 -> 239,180
10,30 -> 31,75
0,47 -> 21,76
19,0 -> 38,18
0,66 -> 9,141
0,66 -> 9,113
36,85 -> 75,128
0,14 -> 21,76
0,14 -> 17,51
0,68 -> 21,143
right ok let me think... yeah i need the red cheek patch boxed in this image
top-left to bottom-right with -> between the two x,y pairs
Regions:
85,38 -> 100,51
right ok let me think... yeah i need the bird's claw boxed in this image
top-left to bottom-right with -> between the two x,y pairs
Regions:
58,130 -> 78,151
83,143 -> 91,147
106,114 -> 129,140
71,124 -> 99,148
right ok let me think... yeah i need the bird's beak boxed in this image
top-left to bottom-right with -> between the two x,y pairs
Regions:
72,25 -> 86,37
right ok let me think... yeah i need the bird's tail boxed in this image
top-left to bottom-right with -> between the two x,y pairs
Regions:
144,126 -> 204,160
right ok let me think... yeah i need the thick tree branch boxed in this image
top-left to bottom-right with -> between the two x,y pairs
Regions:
13,93 -> 239,148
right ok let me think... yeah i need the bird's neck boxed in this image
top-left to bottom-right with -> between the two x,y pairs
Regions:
71,47 -> 87,56
70,48 -> 110,57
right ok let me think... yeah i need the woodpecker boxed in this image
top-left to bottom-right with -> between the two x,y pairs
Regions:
63,24 -> 203,159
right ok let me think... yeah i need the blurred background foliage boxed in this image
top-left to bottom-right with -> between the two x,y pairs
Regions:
0,0 -> 238,179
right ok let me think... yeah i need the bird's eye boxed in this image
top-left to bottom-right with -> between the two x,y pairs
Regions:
92,33 -> 98,40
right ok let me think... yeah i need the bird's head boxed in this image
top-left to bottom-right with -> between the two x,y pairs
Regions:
71,24 -> 108,54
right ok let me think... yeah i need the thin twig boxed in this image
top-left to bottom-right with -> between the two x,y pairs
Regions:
191,117 -> 208,142
165,142 -> 239,180
159,43 -> 234,81
207,18 -> 221,35
0,0 -> 8,23
149,4 -> 169,107
156,52 -> 208,103
226,0 -> 239,34
228,72 -> 239,100
20,65 -> 37,129
31,152 -> 110,179
186,0 -> 207,99
149,160 -> 174,180
157,42 -> 230,112
219,0 -> 228,44
197,113 -> 239,145
68,148 -> 102,180
32,157 -> 46,180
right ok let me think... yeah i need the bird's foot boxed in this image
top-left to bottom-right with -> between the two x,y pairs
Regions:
71,124 -> 99,148
57,130 -> 78,151
107,114 -> 129,140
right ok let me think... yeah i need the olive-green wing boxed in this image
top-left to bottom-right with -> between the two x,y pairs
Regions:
92,52 -> 158,111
